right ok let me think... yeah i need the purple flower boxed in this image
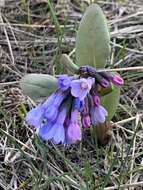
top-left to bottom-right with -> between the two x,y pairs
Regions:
90,105 -> 108,124
70,78 -> 94,100
26,105 -> 44,128
65,109 -> 81,144
58,75 -> 73,91
26,69 -> 123,145
39,108 -> 67,144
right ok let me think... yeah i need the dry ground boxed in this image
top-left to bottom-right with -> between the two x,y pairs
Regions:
0,0 -> 143,189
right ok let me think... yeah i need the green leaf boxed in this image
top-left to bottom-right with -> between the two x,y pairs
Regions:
60,54 -> 79,74
20,74 -> 58,99
75,4 -> 110,68
102,86 -> 120,120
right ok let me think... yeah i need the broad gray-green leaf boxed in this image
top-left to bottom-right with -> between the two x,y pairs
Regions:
20,74 -> 58,99
102,86 -> 120,121
75,4 -> 110,68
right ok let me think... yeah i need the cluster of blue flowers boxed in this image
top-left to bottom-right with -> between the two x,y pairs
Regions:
26,66 -> 124,144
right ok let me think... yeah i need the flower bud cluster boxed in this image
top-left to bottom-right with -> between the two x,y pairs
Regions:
26,66 -> 124,144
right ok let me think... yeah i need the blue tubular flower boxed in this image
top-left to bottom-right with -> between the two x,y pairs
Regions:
41,92 -> 57,109
58,74 -> 73,91
26,91 -> 66,128
26,105 -> 44,128
44,106 -> 58,122
38,122 -> 53,140
70,78 -> 94,100
39,108 -> 67,144
43,91 -> 67,122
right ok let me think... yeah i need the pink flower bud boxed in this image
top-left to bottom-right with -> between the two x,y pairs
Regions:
81,115 -> 91,128
101,79 -> 110,88
112,75 -> 124,86
92,94 -> 101,106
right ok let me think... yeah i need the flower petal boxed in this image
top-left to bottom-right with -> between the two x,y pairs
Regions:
45,105 -> 58,121
66,122 -> 81,144
42,93 -> 56,109
52,125 -> 65,144
71,80 -> 83,96
70,78 -> 93,100
41,123 -> 57,141
58,75 -> 73,91
92,105 -> 108,124
54,92 -> 65,106
87,78 -> 94,89
56,108 -> 67,124
26,105 -> 44,128
39,122 -> 52,140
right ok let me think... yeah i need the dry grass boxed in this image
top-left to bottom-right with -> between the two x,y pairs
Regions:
0,0 -> 143,189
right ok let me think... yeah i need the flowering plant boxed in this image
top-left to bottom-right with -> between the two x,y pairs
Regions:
20,4 -> 124,145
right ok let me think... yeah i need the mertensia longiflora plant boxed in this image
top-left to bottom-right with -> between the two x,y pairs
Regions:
20,4 -> 124,145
